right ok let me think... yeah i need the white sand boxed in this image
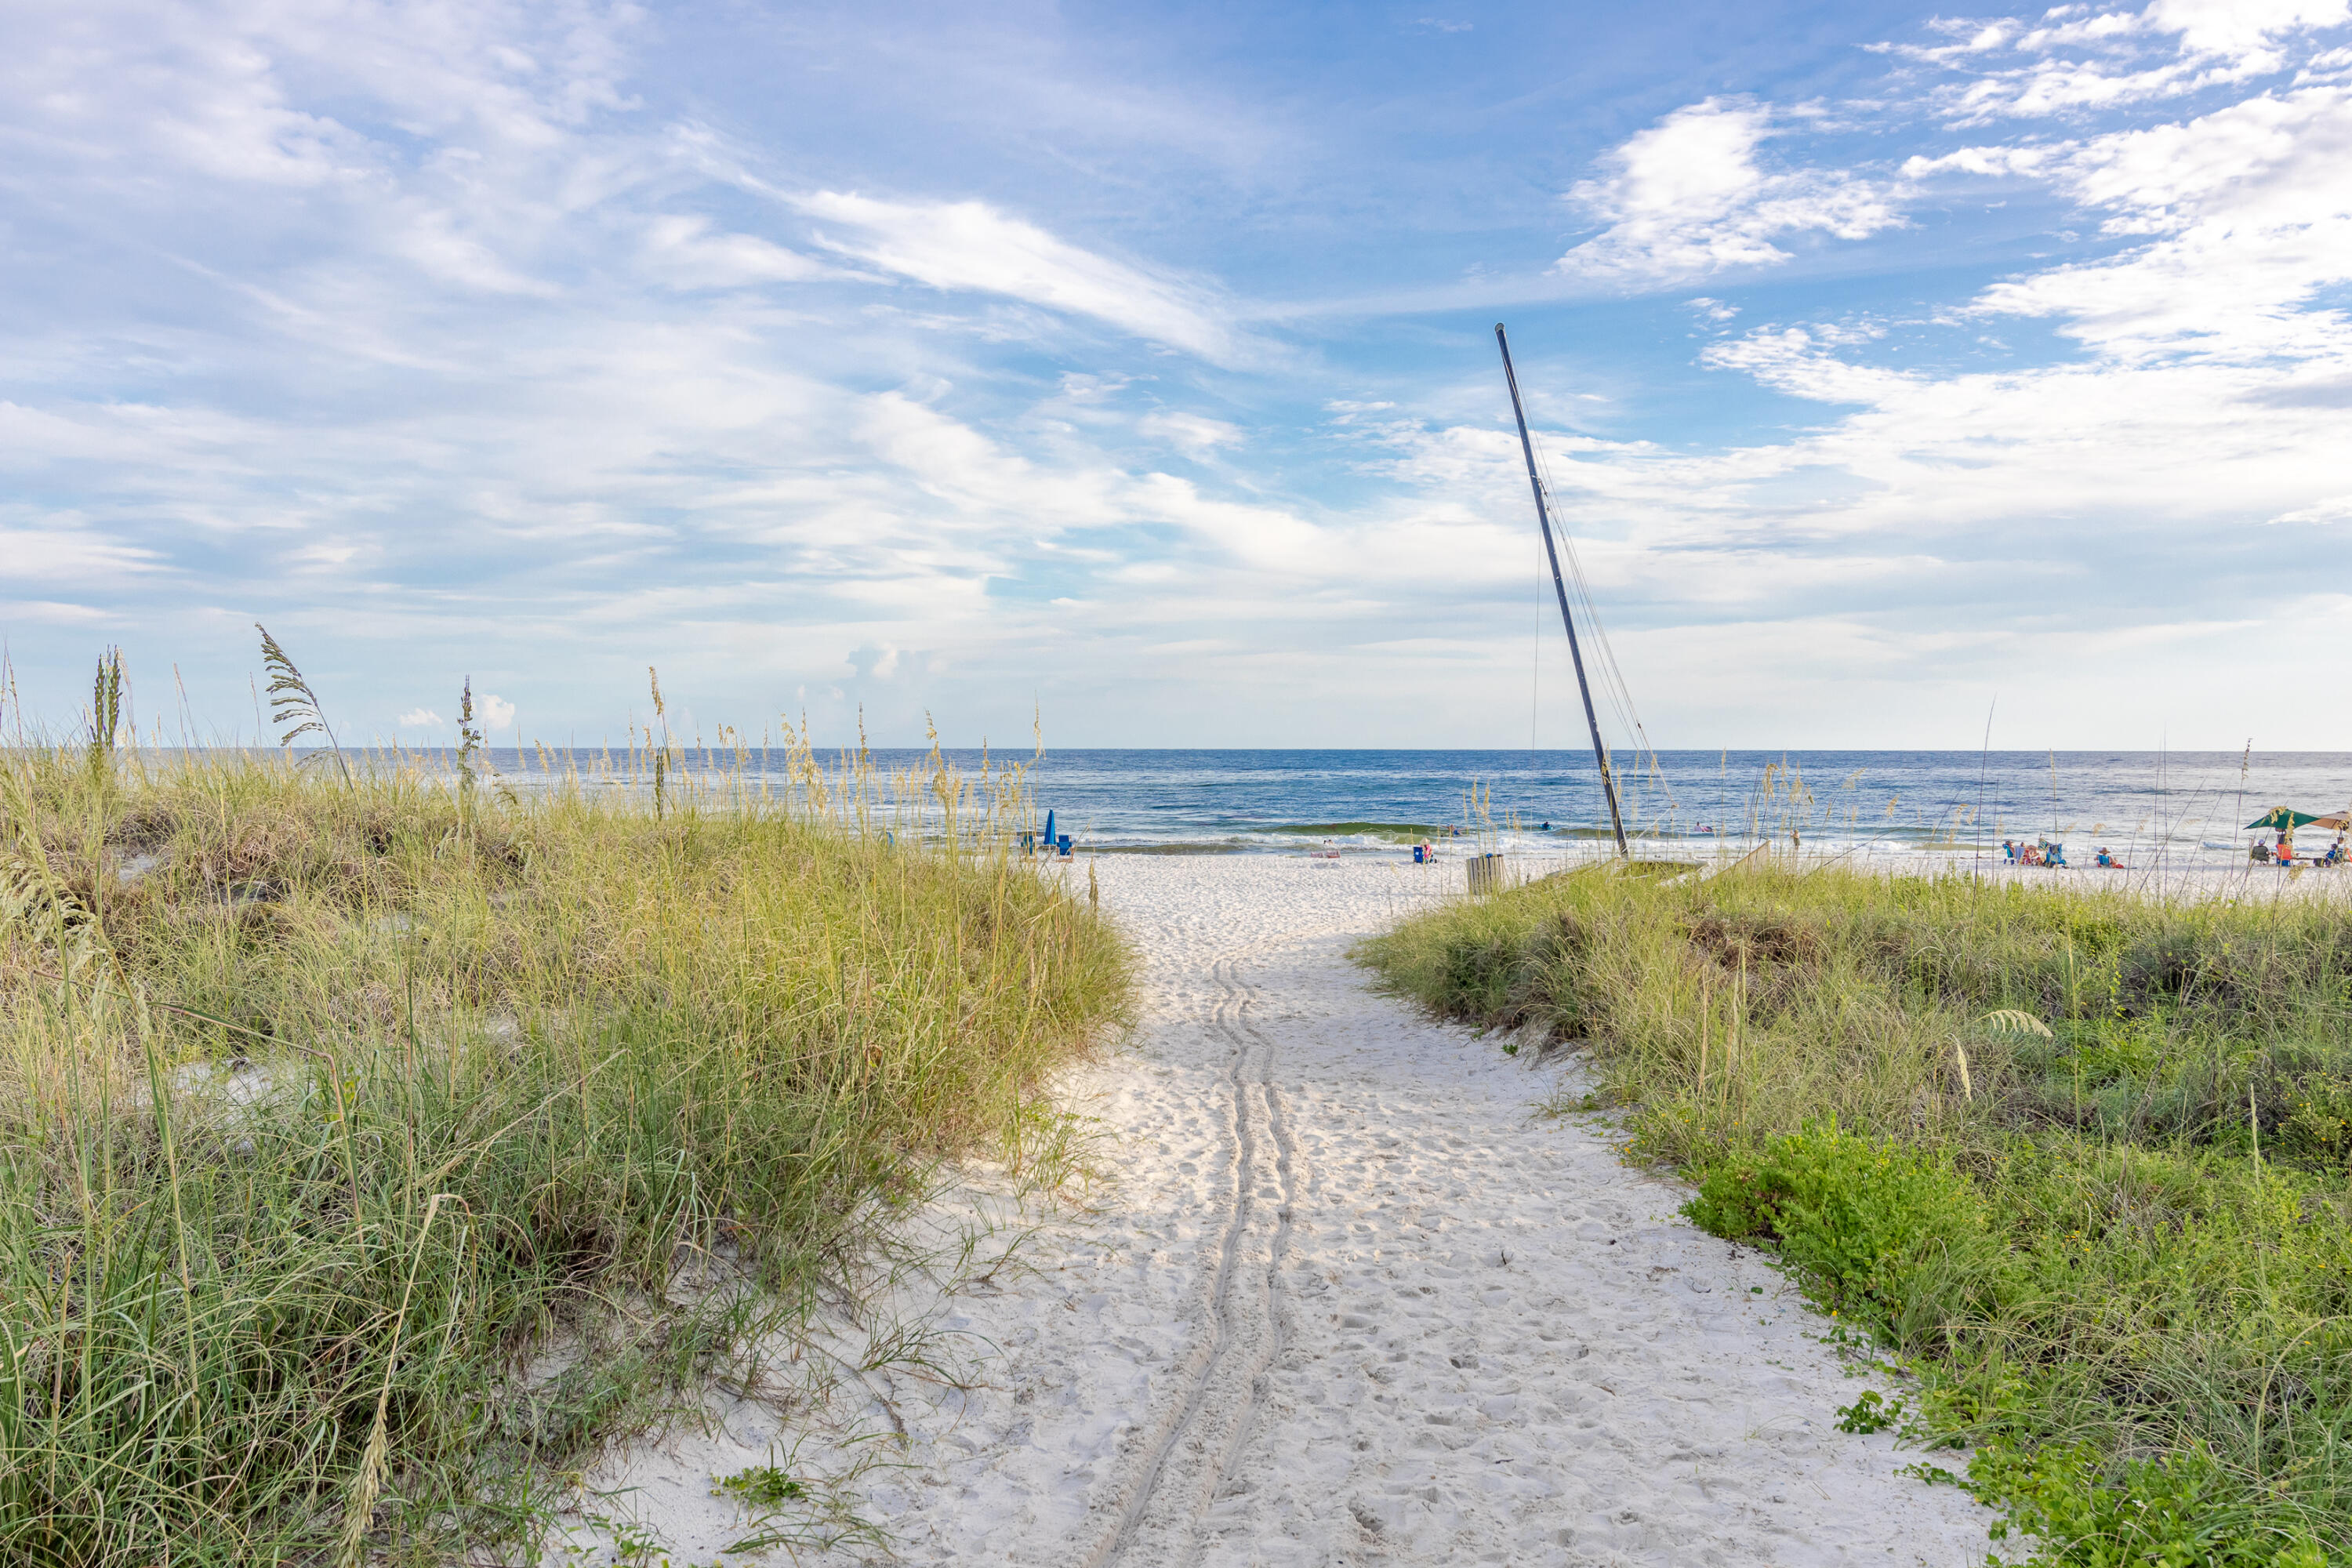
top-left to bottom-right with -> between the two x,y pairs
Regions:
571,855 -> 1998,1566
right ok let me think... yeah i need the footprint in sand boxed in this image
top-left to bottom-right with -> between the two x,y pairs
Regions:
575,859 -> 1994,1567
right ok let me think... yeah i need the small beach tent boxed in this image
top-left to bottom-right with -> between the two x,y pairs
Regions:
2245,808 -> 2325,830
2310,811 -> 2350,830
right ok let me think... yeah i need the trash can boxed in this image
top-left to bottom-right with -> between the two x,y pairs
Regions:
1466,852 -> 1505,895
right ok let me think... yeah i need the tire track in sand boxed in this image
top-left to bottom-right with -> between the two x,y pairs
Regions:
1080,952 -> 1300,1568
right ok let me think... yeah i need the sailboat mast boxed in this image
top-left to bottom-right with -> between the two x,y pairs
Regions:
1495,322 -> 1629,857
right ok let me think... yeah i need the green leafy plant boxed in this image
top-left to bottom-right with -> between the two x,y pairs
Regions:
715,1465 -> 807,1506
1358,859 -> 2352,1563
1833,1389 -> 1906,1434
1969,1441 -> 2329,1568
1683,1120 -> 2009,1338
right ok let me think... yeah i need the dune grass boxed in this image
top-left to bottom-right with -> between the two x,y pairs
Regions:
0,736 -> 1129,1565
1358,861 -> 2352,1567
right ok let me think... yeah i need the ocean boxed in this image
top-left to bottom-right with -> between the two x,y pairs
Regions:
459,747 -> 2352,867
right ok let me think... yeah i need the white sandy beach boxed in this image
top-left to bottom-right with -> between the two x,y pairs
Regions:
572,855 -> 2001,1566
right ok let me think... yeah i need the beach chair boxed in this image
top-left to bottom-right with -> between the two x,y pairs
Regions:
1022,810 -> 1057,856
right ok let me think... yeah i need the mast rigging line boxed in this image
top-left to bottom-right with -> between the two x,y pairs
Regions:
1495,325 -> 1677,837
1529,437 -> 1676,818
1496,324 -> 1684,832
1497,322 -> 1629,856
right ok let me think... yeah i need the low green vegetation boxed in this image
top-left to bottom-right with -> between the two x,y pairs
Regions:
0,737 -> 1128,1564
1359,862 -> 2352,1566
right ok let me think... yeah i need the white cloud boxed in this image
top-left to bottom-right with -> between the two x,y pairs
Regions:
1928,87 -> 2352,365
642,215 -> 829,289
1555,100 -> 1903,286
2274,495 -> 2352,522
795,191 -> 1242,361
2149,0 -> 2350,56
849,644 -> 901,680
0,525 -> 162,583
1138,410 -> 1243,454
477,693 -> 517,729
5,0 -> 2349,749
0,600 -> 112,626
1904,0 -> 2352,122
1432,7 -> 2352,742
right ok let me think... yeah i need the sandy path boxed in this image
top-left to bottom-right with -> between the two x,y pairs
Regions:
583,857 -> 1997,1566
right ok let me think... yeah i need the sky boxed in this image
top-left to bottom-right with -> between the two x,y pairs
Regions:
4,0 -> 2350,752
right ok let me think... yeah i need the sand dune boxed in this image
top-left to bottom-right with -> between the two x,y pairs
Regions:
575,856 -> 1997,1566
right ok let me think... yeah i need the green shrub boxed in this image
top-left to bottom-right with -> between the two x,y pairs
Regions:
1359,861 -> 2352,1563
1969,1441 -> 2329,1568
1686,1120 -> 2011,1340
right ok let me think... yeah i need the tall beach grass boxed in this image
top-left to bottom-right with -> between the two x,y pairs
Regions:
1359,859 -> 2352,1567
0,717 -> 1129,1563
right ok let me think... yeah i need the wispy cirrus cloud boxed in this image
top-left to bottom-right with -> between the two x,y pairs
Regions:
0,526 -> 162,585
5,0 -> 2352,752
640,216 -> 832,290
0,0 -> 1291,740
793,191 -> 1246,363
